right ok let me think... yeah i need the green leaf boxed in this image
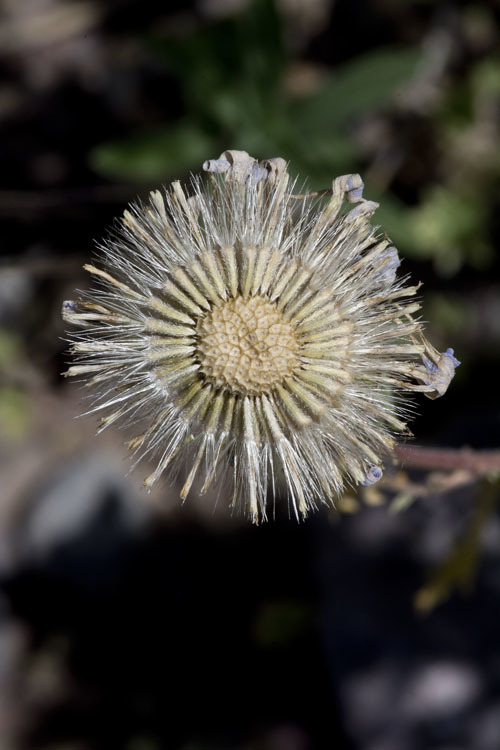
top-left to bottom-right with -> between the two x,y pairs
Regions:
292,46 -> 421,133
90,124 -> 217,182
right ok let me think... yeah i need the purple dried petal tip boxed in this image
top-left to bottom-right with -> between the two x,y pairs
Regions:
203,158 -> 231,174
423,356 -> 439,374
345,175 -> 365,201
375,247 -> 401,285
444,348 -> 461,368
421,347 -> 460,399
361,465 -> 383,486
247,163 -> 269,185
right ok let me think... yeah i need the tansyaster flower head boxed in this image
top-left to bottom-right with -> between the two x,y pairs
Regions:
63,150 -> 458,523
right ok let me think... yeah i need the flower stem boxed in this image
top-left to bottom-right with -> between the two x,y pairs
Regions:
394,444 -> 500,476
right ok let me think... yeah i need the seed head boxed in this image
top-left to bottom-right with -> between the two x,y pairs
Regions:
63,150 -> 458,523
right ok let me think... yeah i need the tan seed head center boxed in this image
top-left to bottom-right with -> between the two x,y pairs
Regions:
196,295 -> 300,395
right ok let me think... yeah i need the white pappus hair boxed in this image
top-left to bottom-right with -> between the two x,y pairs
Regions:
62,150 -> 459,523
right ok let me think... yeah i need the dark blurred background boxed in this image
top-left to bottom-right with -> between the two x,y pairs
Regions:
1,0 -> 500,748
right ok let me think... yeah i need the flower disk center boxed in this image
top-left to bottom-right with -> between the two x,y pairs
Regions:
196,295 -> 300,395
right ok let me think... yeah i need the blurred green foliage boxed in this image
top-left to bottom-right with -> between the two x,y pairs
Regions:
0,329 -> 31,441
407,187 -> 491,276
92,125 -> 215,183
90,0 -> 500,278
0,385 -> 30,441
402,55 -> 500,275
424,292 -> 469,342
414,478 -> 500,613
91,0 -> 420,185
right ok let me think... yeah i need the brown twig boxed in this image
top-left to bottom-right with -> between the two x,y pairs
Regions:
394,444 -> 500,476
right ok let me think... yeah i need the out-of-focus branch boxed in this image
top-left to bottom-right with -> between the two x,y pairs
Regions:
394,444 -> 500,475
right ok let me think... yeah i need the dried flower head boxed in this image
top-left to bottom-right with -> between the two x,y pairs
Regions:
63,150 -> 458,523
